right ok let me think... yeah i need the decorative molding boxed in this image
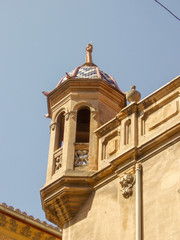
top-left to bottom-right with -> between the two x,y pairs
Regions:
141,99 -> 179,136
107,139 -> 118,156
148,100 -> 179,130
95,118 -> 120,137
102,130 -> 119,160
120,173 -> 135,198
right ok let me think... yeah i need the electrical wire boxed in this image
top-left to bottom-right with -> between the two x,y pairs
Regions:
154,0 -> 180,21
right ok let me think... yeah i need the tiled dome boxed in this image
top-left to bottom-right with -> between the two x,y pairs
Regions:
57,65 -> 118,89
42,43 -> 120,97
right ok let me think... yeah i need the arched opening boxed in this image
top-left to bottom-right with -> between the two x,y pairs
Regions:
55,111 -> 65,150
76,107 -> 90,143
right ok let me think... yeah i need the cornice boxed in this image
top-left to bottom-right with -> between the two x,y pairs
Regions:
45,79 -> 126,118
137,75 -> 180,112
95,117 -> 120,137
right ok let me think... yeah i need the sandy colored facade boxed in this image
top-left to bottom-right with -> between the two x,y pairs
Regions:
0,203 -> 62,240
41,44 -> 180,240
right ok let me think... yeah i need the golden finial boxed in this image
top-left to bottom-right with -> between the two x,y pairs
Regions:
85,43 -> 93,65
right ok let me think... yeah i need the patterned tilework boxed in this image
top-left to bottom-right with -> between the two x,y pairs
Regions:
99,71 -> 117,87
76,67 -> 98,79
60,66 -> 118,88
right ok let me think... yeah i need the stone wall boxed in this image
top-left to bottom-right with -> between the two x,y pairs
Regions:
63,140 -> 180,240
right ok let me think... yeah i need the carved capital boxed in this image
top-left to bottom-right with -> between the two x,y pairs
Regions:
50,123 -> 56,133
65,110 -> 76,121
120,173 -> 135,198
64,111 -> 69,121
69,111 -> 76,120
91,111 -> 98,120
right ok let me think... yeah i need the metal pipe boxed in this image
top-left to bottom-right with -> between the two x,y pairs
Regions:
136,163 -> 142,240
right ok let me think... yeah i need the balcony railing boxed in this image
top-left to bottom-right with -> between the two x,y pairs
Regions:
74,143 -> 89,167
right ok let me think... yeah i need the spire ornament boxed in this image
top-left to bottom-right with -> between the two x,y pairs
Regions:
85,43 -> 95,66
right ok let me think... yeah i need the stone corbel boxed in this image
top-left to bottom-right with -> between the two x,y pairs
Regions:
120,173 -> 135,198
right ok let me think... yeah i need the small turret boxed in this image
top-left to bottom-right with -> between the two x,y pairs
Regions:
41,44 -> 126,228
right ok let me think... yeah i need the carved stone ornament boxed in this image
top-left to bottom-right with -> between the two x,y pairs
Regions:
85,43 -> 94,66
0,213 -> 7,227
20,225 -> 32,237
120,173 -> 135,198
32,232 -> 44,240
74,150 -> 89,167
55,156 -> 62,172
9,219 -> 18,232
50,123 -> 56,132
65,110 -> 76,121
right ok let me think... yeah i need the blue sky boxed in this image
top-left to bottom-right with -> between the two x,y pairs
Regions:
0,0 -> 179,224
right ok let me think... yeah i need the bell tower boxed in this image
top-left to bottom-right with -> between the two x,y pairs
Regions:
41,44 -> 126,228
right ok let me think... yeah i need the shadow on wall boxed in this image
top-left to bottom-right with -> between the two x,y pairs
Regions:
67,191 -> 95,228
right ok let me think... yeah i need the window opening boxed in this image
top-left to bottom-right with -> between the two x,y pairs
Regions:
55,112 -> 65,150
76,108 -> 90,143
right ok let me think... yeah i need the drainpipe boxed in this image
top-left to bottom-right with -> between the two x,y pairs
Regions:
136,163 -> 142,240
